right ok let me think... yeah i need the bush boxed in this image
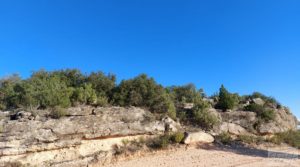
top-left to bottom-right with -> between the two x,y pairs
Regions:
95,96 -> 109,107
148,134 -> 172,149
251,92 -> 280,107
217,132 -> 232,145
50,106 -> 68,119
192,102 -> 219,130
244,103 -> 275,122
244,103 -> 264,112
171,132 -> 185,143
216,85 -> 239,111
269,130 -> 300,149
238,135 -> 264,144
166,84 -> 204,107
112,74 -> 176,117
71,84 -> 97,105
258,109 -> 275,122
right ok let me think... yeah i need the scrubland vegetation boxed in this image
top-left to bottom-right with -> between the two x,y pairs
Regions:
0,69 -> 283,122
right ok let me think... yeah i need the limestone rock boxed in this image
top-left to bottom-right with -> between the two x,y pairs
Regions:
220,111 -> 256,132
258,109 -> 298,134
252,98 -> 265,105
183,131 -> 214,144
0,106 -> 179,166
216,122 -> 249,135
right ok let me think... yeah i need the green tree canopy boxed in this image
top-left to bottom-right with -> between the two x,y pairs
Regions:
216,85 -> 239,111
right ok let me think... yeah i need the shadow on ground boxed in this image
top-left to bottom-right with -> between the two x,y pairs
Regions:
197,143 -> 299,160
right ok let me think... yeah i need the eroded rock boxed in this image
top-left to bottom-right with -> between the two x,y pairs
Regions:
183,131 -> 214,144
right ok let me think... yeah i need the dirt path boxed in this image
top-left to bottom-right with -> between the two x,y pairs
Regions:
104,145 -> 300,167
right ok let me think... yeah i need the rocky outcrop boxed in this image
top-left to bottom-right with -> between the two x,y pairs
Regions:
183,131 -> 214,144
220,111 -> 257,133
0,106 -> 180,166
216,109 -> 298,135
257,109 -> 298,134
215,122 -> 250,136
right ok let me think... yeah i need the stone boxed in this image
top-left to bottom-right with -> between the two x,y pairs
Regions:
217,122 -> 249,135
220,111 -> 256,131
183,131 -> 214,144
252,98 -> 265,105
0,106 -> 180,166
258,109 -> 298,134
10,111 -> 35,121
183,103 -> 194,109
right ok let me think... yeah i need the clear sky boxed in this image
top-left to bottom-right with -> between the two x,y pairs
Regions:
0,1 -> 299,119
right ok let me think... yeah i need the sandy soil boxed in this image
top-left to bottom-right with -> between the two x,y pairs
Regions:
104,144 -> 300,167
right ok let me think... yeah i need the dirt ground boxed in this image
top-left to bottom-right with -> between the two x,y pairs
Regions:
104,144 -> 300,167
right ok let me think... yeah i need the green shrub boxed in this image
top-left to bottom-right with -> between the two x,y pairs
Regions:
244,103 -> 275,122
121,139 -> 130,146
50,106 -> 68,119
270,130 -> 300,148
238,135 -> 264,144
71,83 -> 97,105
149,135 -> 172,149
112,74 -> 176,117
244,103 -> 264,112
217,132 -> 232,145
258,109 -> 275,122
216,85 -> 239,111
94,96 -> 108,107
166,84 -> 204,106
192,102 -> 219,130
171,132 -> 185,143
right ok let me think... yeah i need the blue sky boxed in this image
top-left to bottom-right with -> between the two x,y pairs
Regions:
0,1 -> 299,119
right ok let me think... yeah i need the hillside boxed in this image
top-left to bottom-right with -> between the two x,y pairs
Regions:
0,69 -> 299,166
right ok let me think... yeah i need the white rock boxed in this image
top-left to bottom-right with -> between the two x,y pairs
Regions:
183,131 -> 214,144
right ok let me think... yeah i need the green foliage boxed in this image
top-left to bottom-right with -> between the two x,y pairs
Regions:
71,83 -> 97,105
0,69 -> 291,127
95,95 -> 109,107
192,102 -> 219,130
52,69 -> 85,87
216,85 -> 239,111
244,103 -> 264,112
112,74 -> 176,116
269,130 -> 300,149
50,106 -> 68,119
0,74 -> 21,109
28,71 -> 73,108
166,84 -> 204,106
153,134 -> 172,149
238,135 -> 264,144
170,132 -> 185,143
251,92 -> 279,106
244,103 -> 275,122
217,132 -> 232,145
258,109 -> 275,122
87,71 -> 116,98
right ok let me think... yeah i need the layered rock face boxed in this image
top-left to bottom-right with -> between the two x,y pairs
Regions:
0,106 -> 179,166
214,109 -> 298,135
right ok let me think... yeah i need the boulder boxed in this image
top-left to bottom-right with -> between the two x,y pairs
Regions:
220,111 -> 256,132
66,106 -> 93,116
252,98 -> 265,105
183,103 -> 194,109
216,122 -> 250,135
10,111 -> 35,121
183,131 -> 214,144
258,109 -> 298,134
162,116 -> 181,132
